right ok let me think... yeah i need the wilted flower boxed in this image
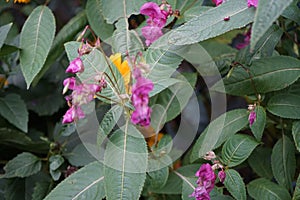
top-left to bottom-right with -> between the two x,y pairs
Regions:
235,30 -> 251,50
203,151 -> 216,160
218,170 -> 226,183
66,57 -> 84,73
62,106 -> 85,124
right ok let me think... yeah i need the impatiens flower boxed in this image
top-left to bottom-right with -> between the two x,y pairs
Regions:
63,77 -> 77,91
66,57 -> 84,73
248,111 -> 256,126
62,106 -> 85,124
131,104 -> 152,127
212,0 -> 223,6
218,170 -> 226,183
247,0 -> 258,8
190,163 -> 216,200
233,29 -> 251,50
140,2 -> 172,46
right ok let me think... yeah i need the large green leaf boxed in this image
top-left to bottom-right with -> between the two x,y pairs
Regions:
282,0 -> 300,25
248,146 -> 273,180
168,0 -> 255,45
267,94 -> 300,119
247,178 -> 291,200
223,169 -> 246,200
0,23 -> 12,49
212,56 -> 300,96
20,6 -> 55,88
181,176 -> 197,200
250,106 -> 266,141
104,123 -> 147,200
147,160 -> 169,189
1,152 -> 41,178
292,121 -> 300,152
271,135 -> 296,190
86,0 -> 114,40
250,0 -> 293,50
190,109 -> 249,162
293,173 -> 300,200
222,134 -> 258,167
0,128 -> 49,153
44,162 -> 105,200
101,0 -> 147,24
65,144 -> 96,167
33,11 -> 87,86
0,94 -> 28,133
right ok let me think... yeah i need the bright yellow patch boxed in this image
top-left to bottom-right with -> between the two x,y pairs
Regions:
109,53 -> 131,93
6,0 -> 31,3
147,133 -> 164,148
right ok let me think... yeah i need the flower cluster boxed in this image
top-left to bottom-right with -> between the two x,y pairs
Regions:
140,2 -> 172,46
212,0 -> 258,7
190,151 -> 226,200
130,67 -> 154,127
62,48 -> 106,124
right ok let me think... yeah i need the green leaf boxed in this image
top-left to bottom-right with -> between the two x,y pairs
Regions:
65,143 -> 96,167
183,6 -> 212,21
33,11 -> 87,86
250,106 -> 266,141
0,94 -> 28,133
267,94 -> 300,119
0,128 -> 49,154
212,56 -> 300,96
168,0 -> 255,45
222,134 -> 259,167
1,152 -> 41,178
101,0 -> 147,24
44,161 -> 105,200
190,109 -> 249,162
0,44 -> 19,57
247,178 -> 291,200
223,169 -> 246,200
104,124 -> 147,200
181,176 -> 197,200
32,181 -> 51,200
293,173 -> 300,200
20,6 -> 55,88
4,178 -> 25,200
50,169 -> 61,181
0,23 -> 12,49
49,155 -> 64,171
282,0 -> 300,25
292,121 -> 300,152
248,146 -> 273,180
147,161 -> 169,189
250,0 -> 293,50
111,18 -> 144,55
271,135 -> 296,190
86,0 -> 114,40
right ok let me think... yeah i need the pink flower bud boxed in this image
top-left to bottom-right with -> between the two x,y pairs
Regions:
249,111 -> 256,126
212,0 -> 223,6
248,0 -> 258,8
66,57 -> 84,73
218,170 -> 226,183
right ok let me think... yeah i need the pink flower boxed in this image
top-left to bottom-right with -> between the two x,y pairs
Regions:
140,2 -> 171,46
212,0 -> 223,6
218,170 -> 226,183
248,0 -> 258,8
248,111 -> 256,126
62,106 -> 85,124
131,104 -> 152,127
63,77 -> 77,90
190,164 -> 216,200
66,57 -> 84,73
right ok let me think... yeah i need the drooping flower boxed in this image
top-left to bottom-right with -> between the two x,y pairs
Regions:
62,106 -> 85,124
212,0 -> 223,6
248,111 -> 256,126
131,104 -> 152,127
218,170 -> 226,183
190,163 -> 216,200
66,57 -> 84,73
247,0 -> 258,8
140,2 -> 172,46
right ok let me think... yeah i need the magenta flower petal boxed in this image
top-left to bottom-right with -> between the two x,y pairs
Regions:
62,107 -> 76,124
142,25 -> 163,46
63,77 -> 77,90
212,0 -> 223,6
66,57 -> 84,73
218,170 -> 226,183
248,0 -> 258,8
140,2 -> 165,19
249,111 -> 256,126
131,104 -> 152,127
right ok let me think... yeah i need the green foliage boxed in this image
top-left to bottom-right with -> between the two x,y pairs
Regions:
247,178 -> 291,200
20,6 -> 55,88
267,94 -> 300,119
292,121 -> 300,152
250,106 -> 266,141
0,94 -> 28,132
0,23 -> 12,49
248,146 -> 273,179
1,152 -> 41,178
223,169 -> 246,200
